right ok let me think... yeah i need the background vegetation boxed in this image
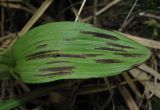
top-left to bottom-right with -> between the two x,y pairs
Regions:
0,0 -> 160,110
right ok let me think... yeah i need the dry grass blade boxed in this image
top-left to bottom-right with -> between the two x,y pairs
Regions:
146,82 -> 160,98
139,12 -> 160,20
0,33 -> 16,42
25,2 -> 53,22
99,78 -> 114,110
0,2 -> 31,12
83,0 -> 122,22
123,73 -> 142,97
8,0 -> 54,48
119,86 -> 139,110
121,0 -> 138,29
0,2 -> 53,22
129,68 -> 150,81
130,68 -> 160,98
120,32 -> 160,49
18,0 -> 54,36
69,0 -> 82,22
139,64 -> 160,80
75,0 -> 86,22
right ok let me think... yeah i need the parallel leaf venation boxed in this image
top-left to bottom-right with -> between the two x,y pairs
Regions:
39,66 -> 75,72
36,44 -> 48,49
107,43 -> 135,49
80,31 -> 119,40
35,71 -> 72,77
10,22 -> 151,83
26,52 -> 103,60
115,53 -> 144,57
95,59 -> 123,63
46,61 -> 70,64
95,47 -> 126,52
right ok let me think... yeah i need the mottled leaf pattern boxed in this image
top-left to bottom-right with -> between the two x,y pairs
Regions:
11,22 -> 151,83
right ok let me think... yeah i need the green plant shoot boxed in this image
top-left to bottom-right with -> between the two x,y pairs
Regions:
0,22 -> 151,83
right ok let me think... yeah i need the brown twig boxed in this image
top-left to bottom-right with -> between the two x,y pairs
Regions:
83,0 -> 122,22
8,0 -> 54,48
75,0 -> 86,22
119,0 -> 139,31
18,0 -> 54,36
139,12 -> 160,20
119,86 -> 139,110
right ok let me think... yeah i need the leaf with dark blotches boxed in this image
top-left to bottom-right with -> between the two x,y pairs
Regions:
10,22 -> 151,83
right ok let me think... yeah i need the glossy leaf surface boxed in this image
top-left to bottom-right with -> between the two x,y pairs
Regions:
11,22 -> 151,83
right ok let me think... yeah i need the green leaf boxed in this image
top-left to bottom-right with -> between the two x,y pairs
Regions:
0,50 -> 14,79
0,48 -> 6,54
0,84 -> 68,110
10,22 -> 151,83
0,64 -> 11,79
0,87 -> 55,110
